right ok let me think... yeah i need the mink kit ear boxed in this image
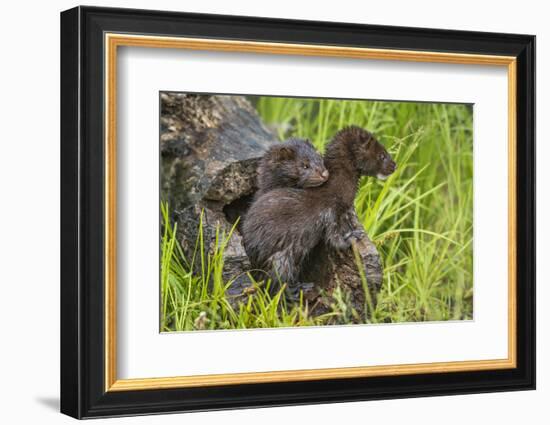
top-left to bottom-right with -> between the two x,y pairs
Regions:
363,133 -> 374,149
276,146 -> 296,161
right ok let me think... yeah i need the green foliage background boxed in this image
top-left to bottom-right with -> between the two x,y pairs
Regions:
161,97 -> 473,331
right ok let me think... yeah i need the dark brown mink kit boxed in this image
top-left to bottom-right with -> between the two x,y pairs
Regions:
243,126 -> 396,298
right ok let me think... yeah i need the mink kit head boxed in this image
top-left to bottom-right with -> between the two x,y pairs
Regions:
355,131 -> 396,180
257,138 -> 329,193
329,126 -> 396,180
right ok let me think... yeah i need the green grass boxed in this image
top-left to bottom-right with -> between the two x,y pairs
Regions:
160,203 -> 337,331
161,97 -> 473,331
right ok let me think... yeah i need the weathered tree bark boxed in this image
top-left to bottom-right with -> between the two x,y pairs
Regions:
161,92 -> 382,318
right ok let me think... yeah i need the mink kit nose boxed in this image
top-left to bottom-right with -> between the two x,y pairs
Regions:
321,170 -> 329,179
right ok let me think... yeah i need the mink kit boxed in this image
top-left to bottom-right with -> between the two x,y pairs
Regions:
160,92 -> 473,331
243,127 -> 395,300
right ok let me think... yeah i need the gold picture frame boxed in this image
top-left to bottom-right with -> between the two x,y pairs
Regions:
104,33 -> 517,392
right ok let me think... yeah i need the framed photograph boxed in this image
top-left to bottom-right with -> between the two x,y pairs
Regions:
60,6 -> 535,419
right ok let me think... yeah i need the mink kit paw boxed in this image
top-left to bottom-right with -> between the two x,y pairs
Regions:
344,229 -> 366,244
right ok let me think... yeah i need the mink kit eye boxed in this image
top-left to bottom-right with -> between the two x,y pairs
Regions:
302,163 -> 310,169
